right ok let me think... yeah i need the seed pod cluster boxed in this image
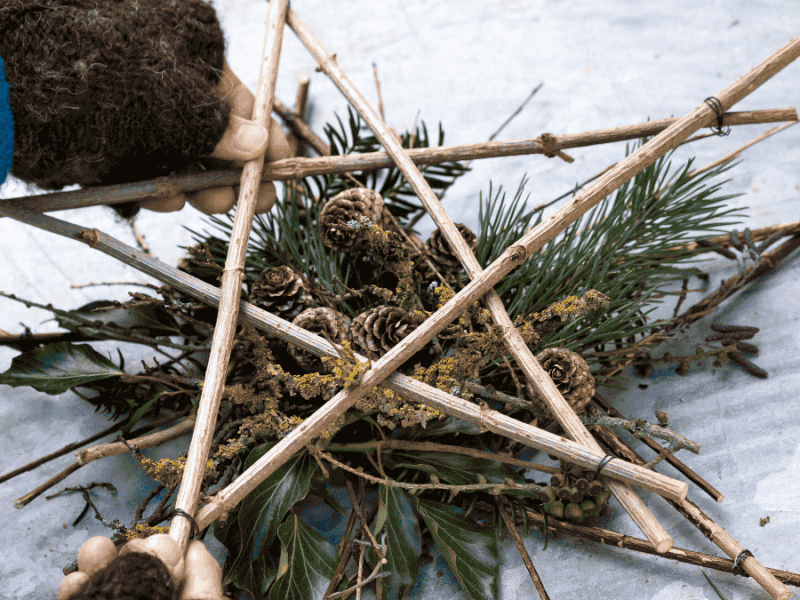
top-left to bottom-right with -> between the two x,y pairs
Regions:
537,464 -> 611,523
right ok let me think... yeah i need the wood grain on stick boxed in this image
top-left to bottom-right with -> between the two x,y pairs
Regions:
592,414 -> 791,600
2,108 -> 794,215
168,0 -> 289,552
0,204 -> 690,514
287,3 -> 676,553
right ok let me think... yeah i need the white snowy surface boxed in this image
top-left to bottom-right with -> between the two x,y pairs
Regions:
1,1 -> 799,599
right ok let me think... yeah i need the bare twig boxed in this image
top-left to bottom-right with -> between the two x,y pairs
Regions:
1,109 -> 794,215
273,95 -> 330,156
285,76 -> 311,157
496,498 -> 551,600
168,0 -> 289,552
345,480 -> 387,564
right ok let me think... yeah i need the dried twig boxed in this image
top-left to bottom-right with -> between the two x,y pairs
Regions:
2,109 -> 794,215
273,95 -> 330,156
345,480 -> 386,564
496,498 -> 551,600
285,76 -> 311,157
168,0 -> 289,552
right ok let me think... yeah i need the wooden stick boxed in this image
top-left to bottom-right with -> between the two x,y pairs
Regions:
677,219 -> 800,255
592,393 -> 724,503
0,207 -> 689,511
168,0 -> 289,552
75,417 -> 197,466
486,502 -> 800,588
496,499 -> 551,600
590,413 -> 791,599
273,94 -> 331,156
287,5 -> 676,553
1,108 -> 794,215
285,76 -> 312,157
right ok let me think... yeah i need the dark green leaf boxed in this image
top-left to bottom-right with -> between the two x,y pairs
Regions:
228,444 -> 316,578
414,497 -> 499,600
270,513 -> 338,600
216,510 -> 278,598
309,468 -> 347,517
120,385 -> 166,433
383,451 -> 522,486
373,485 -> 421,600
400,415 -> 484,440
0,342 -> 123,395
56,301 -> 180,338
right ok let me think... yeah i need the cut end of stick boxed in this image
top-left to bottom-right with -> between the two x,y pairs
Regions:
654,537 -> 674,554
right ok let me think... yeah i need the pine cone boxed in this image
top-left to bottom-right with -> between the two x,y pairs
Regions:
319,188 -> 384,252
425,224 -> 477,273
350,305 -> 417,361
252,266 -> 310,319
533,347 -> 595,415
289,307 -> 351,371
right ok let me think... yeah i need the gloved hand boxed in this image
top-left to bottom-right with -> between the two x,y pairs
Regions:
0,0 -> 291,216
58,534 -> 228,600
140,58 -> 290,215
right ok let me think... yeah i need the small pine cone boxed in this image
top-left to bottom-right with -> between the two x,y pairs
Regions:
425,224 -> 477,273
534,347 -> 595,415
289,308 -> 351,371
350,305 -> 417,361
319,188 -> 384,251
252,266 -> 310,319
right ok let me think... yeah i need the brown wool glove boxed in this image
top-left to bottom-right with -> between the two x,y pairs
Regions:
0,0 -> 289,215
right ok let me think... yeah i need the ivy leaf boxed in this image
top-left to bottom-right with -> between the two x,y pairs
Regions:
56,301 -> 180,338
215,510 -> 278,598
372,485 -> 421,600
414,497 -> 499,600
400,415 -> 483,440
270,513 -> 338,600
383,451 -> 522,486
0,342 -> 124,395
309,467 -> 347,517
227,444 -> 316,579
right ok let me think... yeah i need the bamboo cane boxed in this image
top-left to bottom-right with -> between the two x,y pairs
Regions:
167,0 -> 289,552
0,205 -> 689,505
1,108 -> 794,215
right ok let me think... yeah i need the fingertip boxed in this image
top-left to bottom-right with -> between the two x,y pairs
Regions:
77,536 -> 118,577
59,572 -> 90,600
188,187 -> 236,214
253,182 -> 278,214
139,194 -> 187,213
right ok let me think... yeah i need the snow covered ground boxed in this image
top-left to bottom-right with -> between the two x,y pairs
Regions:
1,1 -> 798,598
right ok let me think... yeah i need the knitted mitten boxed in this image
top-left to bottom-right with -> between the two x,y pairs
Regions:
0,0 -> 231,190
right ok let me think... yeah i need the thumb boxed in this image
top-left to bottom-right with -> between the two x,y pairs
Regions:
211,115 -> 269,162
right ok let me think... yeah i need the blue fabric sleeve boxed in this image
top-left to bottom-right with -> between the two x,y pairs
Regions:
0,53 -> 14,185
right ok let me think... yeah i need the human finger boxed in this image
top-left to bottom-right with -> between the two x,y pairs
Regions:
58,572 -> 90,600
76,536 -> 118,577
120,533 -> 185,589
139,194 -> 188,213
178,540 -> 226,600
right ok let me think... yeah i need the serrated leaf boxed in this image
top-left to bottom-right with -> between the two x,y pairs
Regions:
0,342 -> 124,395
270,513 -> 338,600
373,485 -> 421,600
383,451 -> 522,486
56,301 -> 180,338
414,497 -> 499,600
227,444 -> 316,579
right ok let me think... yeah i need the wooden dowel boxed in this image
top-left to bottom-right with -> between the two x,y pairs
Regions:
0,207 -> 690,517
590,411 -> 791,599
490,502 -> 800,588
287,4 -> 677,553
1,108 -> 794,215
168,0 -> 289,552
592,393 -> 724,503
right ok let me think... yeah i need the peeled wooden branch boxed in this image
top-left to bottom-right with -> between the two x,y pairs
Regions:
0,206 -> 689,512
1,108 -> 794,215
169,0 -> 289,552
591,411 -> 791,599
484,501 -> 800,588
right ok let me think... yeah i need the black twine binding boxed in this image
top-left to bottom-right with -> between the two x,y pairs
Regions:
704,96 -> 730,136
169,508 -> 200,539
595,455 -> 615,476
732,549 -> 754,575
